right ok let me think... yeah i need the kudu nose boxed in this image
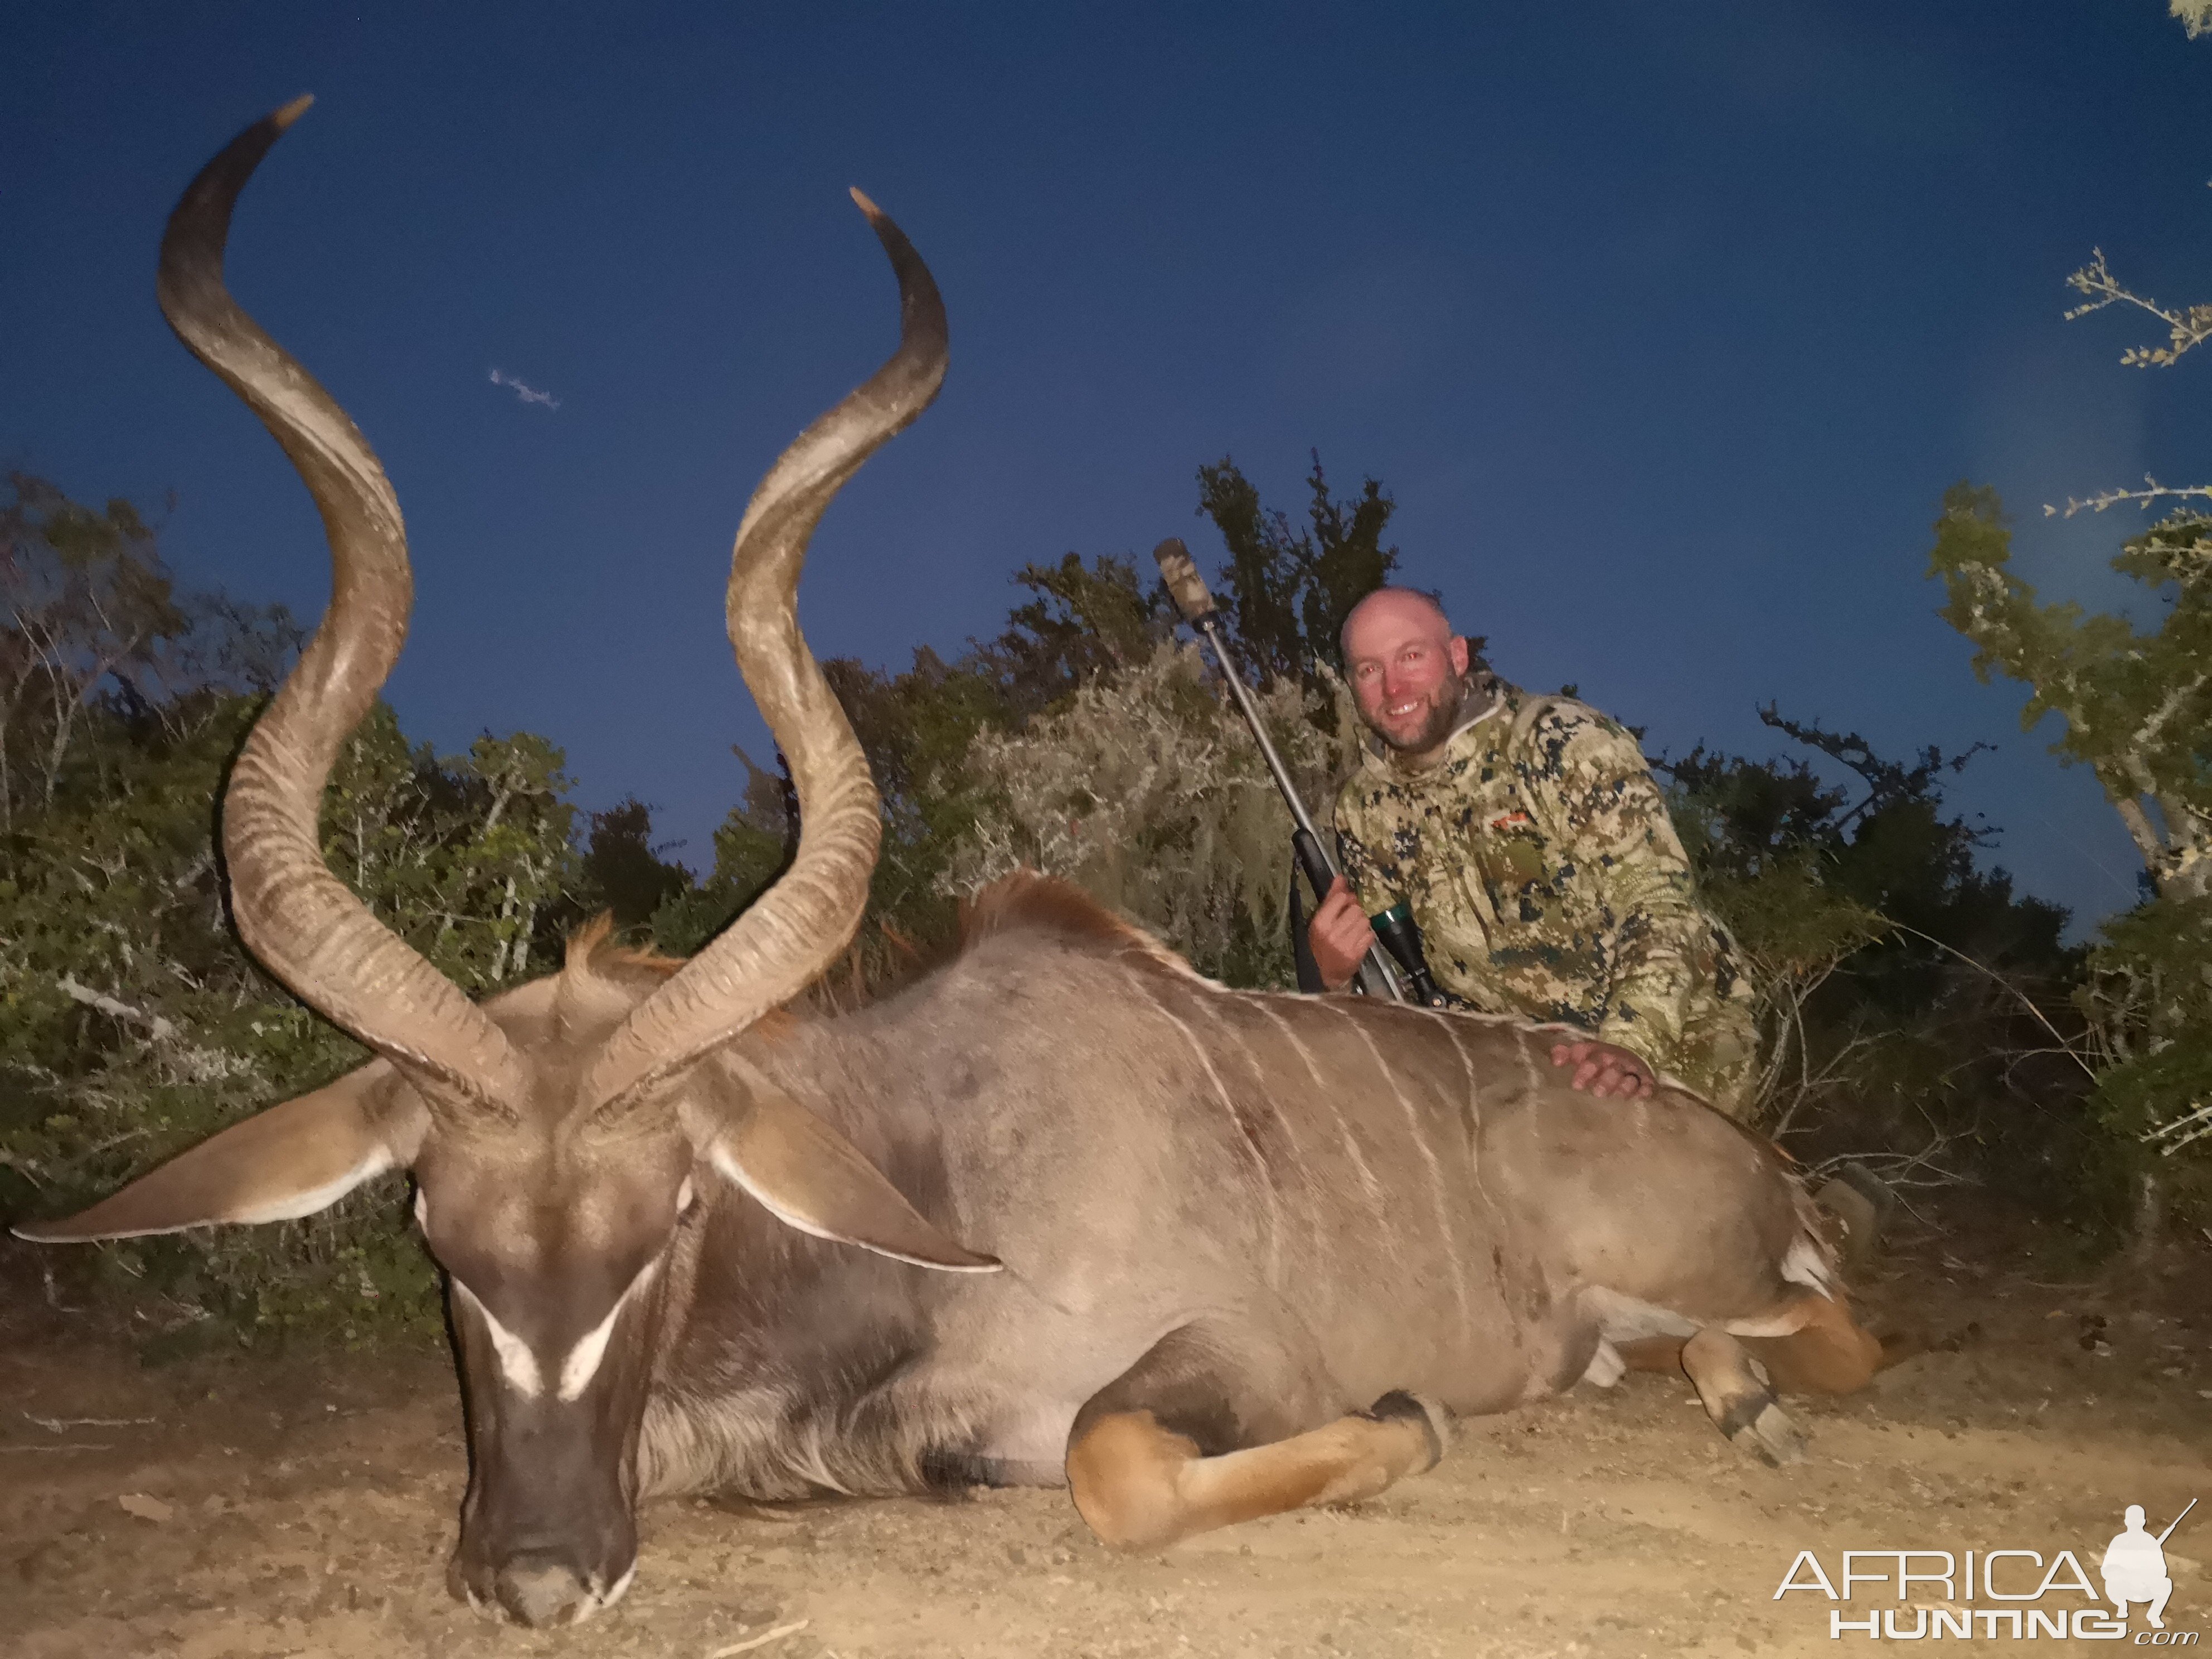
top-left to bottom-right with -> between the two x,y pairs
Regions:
492,1553 -> 596,1627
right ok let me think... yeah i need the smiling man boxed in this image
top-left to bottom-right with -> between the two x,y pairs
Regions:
1308,587 -> 1759,1115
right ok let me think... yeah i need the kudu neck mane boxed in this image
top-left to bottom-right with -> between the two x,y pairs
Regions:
546,872 -> 1186,1137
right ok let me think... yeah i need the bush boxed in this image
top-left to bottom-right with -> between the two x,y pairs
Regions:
947,643 -> 1361,986
1,478 -> 586,1345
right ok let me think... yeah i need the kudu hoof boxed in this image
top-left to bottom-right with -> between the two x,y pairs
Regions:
1722,1394 -> 1810,1467
1359,1389 -> 1452,1473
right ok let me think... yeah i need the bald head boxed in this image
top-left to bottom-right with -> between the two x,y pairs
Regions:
1340,587 -> 1452,661
1341,586 -> 1472,761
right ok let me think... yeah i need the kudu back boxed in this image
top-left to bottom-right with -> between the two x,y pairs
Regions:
12,104 -> 1883,1628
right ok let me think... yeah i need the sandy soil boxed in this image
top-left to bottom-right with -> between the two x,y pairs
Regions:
4,1206 -> 2207,1659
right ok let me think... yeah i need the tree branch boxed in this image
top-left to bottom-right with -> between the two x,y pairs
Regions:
2045,476 -> 2212,519
2064,248 -> 2212,368
56,974 -> 177,1043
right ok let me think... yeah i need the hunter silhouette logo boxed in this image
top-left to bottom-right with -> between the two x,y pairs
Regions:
1773,1497 -> 2199,1641
2105,1500 -> 2194,1631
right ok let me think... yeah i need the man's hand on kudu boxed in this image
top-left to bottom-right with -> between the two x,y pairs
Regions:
1308,877 -> 1376,993
1549,1039 -> 1656,1099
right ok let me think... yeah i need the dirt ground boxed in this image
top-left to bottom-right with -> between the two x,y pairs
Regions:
3,1202 -> 2207,1659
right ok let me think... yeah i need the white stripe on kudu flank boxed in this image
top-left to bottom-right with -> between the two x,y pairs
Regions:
1331,1003 -> 1469,1321
558,1259 -> 659,1401
452,1278 -> 542,1399
1141,984 -> 1286,1284
1215,1012 -> 1316,1198
1516,1031 -> 1544,1095
1190,1002 -> 1293,1280
1419,1008 -> 1484,1171
1141,986 -> 1270,1185
1253,998 -> 1386,1216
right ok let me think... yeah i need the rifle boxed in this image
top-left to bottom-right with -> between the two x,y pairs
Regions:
1151,539 -> 1445,1006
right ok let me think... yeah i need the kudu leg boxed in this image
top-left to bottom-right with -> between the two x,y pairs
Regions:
1740,1291 -> 1886,1395
1680,1327 -> 1809,1466
1064,1329 -> 1449,1551
1618,1294 -> 1886,1396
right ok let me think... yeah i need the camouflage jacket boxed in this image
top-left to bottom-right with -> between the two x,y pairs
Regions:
1332,682 -> 1759,1114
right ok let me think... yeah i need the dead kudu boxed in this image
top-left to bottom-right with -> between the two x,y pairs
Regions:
13,103 -> 1884,1628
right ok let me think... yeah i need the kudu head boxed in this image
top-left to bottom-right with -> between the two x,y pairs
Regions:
9,100 -> 996,1627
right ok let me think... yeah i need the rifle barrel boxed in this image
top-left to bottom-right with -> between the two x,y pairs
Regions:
1150,536 -> 1401,1000
2155,1497 -> 2196,1545
1189,617 -> 1402,1001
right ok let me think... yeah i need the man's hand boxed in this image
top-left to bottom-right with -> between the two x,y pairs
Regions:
1548,1039 -> 1656,1099
1307,877 -> 1376,992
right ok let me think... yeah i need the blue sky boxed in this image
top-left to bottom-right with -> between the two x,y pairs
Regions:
7,2 -> 2209,931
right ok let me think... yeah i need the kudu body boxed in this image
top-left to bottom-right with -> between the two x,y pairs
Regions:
14,105 -> 1883,1628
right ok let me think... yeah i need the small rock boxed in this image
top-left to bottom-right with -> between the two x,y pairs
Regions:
118,1492 -> 173,1523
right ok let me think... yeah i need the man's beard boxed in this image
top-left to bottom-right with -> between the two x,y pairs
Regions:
1365,667 -> 1470,755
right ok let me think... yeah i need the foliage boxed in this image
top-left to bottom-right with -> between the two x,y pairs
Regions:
912,455 -> 1398,984
1661,712 -> 2089,1206
323,709 -> 581,989
982,550 -> 1177,711
577,797 -> 693,930
949,644 -> 1364,985
0,478 -> 586,1347
1930,496 -> 2212,1194
2,473 -> 188,837
1926,138 -> 2211,1201
649,748 -> 799,955
1194,453 -> 1404,691
1932,490 -> 2210,902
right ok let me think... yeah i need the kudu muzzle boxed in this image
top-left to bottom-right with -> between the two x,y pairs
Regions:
448,1289 -> 657,1626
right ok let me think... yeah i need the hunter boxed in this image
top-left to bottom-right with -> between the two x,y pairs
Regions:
1308,587 -> 1760,1116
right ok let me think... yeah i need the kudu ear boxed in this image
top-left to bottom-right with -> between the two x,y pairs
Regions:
9,1065 -> 423,1243
697,1085 -> 1000,1273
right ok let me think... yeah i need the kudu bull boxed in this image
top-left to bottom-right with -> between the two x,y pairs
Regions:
13,103 -> 1884,1628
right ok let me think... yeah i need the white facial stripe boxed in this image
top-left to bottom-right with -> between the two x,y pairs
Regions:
452,1277 -> 543,1399
556,1258 -> 659,1401
450,1246 -> 675,1406
229,1144 -> 395,1226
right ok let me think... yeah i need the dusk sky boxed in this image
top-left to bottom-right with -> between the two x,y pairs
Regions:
9,2 -> 2209,934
